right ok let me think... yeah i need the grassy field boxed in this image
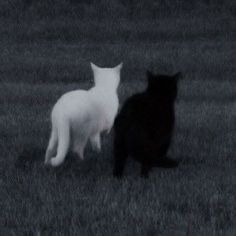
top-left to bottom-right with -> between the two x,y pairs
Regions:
0,0 -> 236,235
1,78 -> 236,235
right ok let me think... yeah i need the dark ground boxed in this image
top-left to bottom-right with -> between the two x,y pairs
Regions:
0,1 -> 236,235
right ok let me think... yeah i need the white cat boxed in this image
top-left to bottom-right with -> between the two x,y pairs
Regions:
45,62 -> 122,167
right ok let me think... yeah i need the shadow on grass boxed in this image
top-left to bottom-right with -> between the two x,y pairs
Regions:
15,146 -> 184,180
15,147 -> 78,172
15,147 -> 44,169
15,146 -> 114,178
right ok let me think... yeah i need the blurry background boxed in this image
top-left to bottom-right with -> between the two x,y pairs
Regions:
0,0 -> 235,83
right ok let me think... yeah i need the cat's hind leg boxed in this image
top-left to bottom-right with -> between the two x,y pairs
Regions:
113,133 -> 128,178
49,119 -> 70,167
155,156 -> 179,168
155,141 -> 179,168
73,136 -> 88,160
45,127 -> 58,165
140,162 -> 152,178
90,133 -> 101,152
73,143 -> 86,160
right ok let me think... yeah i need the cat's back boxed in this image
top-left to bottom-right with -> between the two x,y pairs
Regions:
121,91 -> 172,119
123,92 -> 146,109
52,89 -> 91,116
118,92 -> 150,119
115,92 -> 147,129
88,86 -> 119,117
60,89 -> 88,100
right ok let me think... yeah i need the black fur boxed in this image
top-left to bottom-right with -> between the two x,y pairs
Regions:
113,71 -> 181,178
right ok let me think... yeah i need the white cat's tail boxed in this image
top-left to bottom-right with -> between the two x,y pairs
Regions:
49,118 -> 70,167
44,125 -> 58,165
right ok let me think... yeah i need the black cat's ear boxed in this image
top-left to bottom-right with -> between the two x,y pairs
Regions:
147,70 -> 155,86
147,70 -> 153,78
173,72 -> 182,81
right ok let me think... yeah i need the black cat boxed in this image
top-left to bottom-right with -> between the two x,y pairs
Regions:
113,71 -> 181,178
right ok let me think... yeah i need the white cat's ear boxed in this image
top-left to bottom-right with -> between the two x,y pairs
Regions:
90,62 -> 99,71
115,62 -> 123,71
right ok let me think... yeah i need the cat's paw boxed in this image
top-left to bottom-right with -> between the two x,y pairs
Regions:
44,159 -> 50,165
106,128 -> 111,134
140,172 -> 149,178
96,146 -> 101,153
113,170 -> 123,179
91,142 -> 101,152
49,157 -> 63,167
140,165 -> 151,178
90,134 -> 101,152
155,156 -> 179,168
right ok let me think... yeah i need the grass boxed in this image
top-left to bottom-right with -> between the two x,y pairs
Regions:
0,1 -> 236,235
0,40 -> 235,84
0,78 -> 236,235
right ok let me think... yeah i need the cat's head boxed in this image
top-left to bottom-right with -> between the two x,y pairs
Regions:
147,71 -> 182,100
90,62 -> 123,90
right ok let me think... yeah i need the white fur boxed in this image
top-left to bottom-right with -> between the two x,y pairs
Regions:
45,62 -> 122,167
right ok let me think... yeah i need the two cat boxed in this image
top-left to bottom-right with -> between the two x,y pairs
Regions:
45,62 -> 122,167
113,71 -> 181,178
45,62 -> 180,178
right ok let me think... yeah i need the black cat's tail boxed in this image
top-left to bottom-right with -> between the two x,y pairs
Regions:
154,157 -> 179,168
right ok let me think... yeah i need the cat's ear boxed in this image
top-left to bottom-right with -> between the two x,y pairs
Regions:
114,62 -> 123,71
90,62 -> 99,71
147,70 -> 155,86
173,72 -> 182,81
146,70 -> 153,79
